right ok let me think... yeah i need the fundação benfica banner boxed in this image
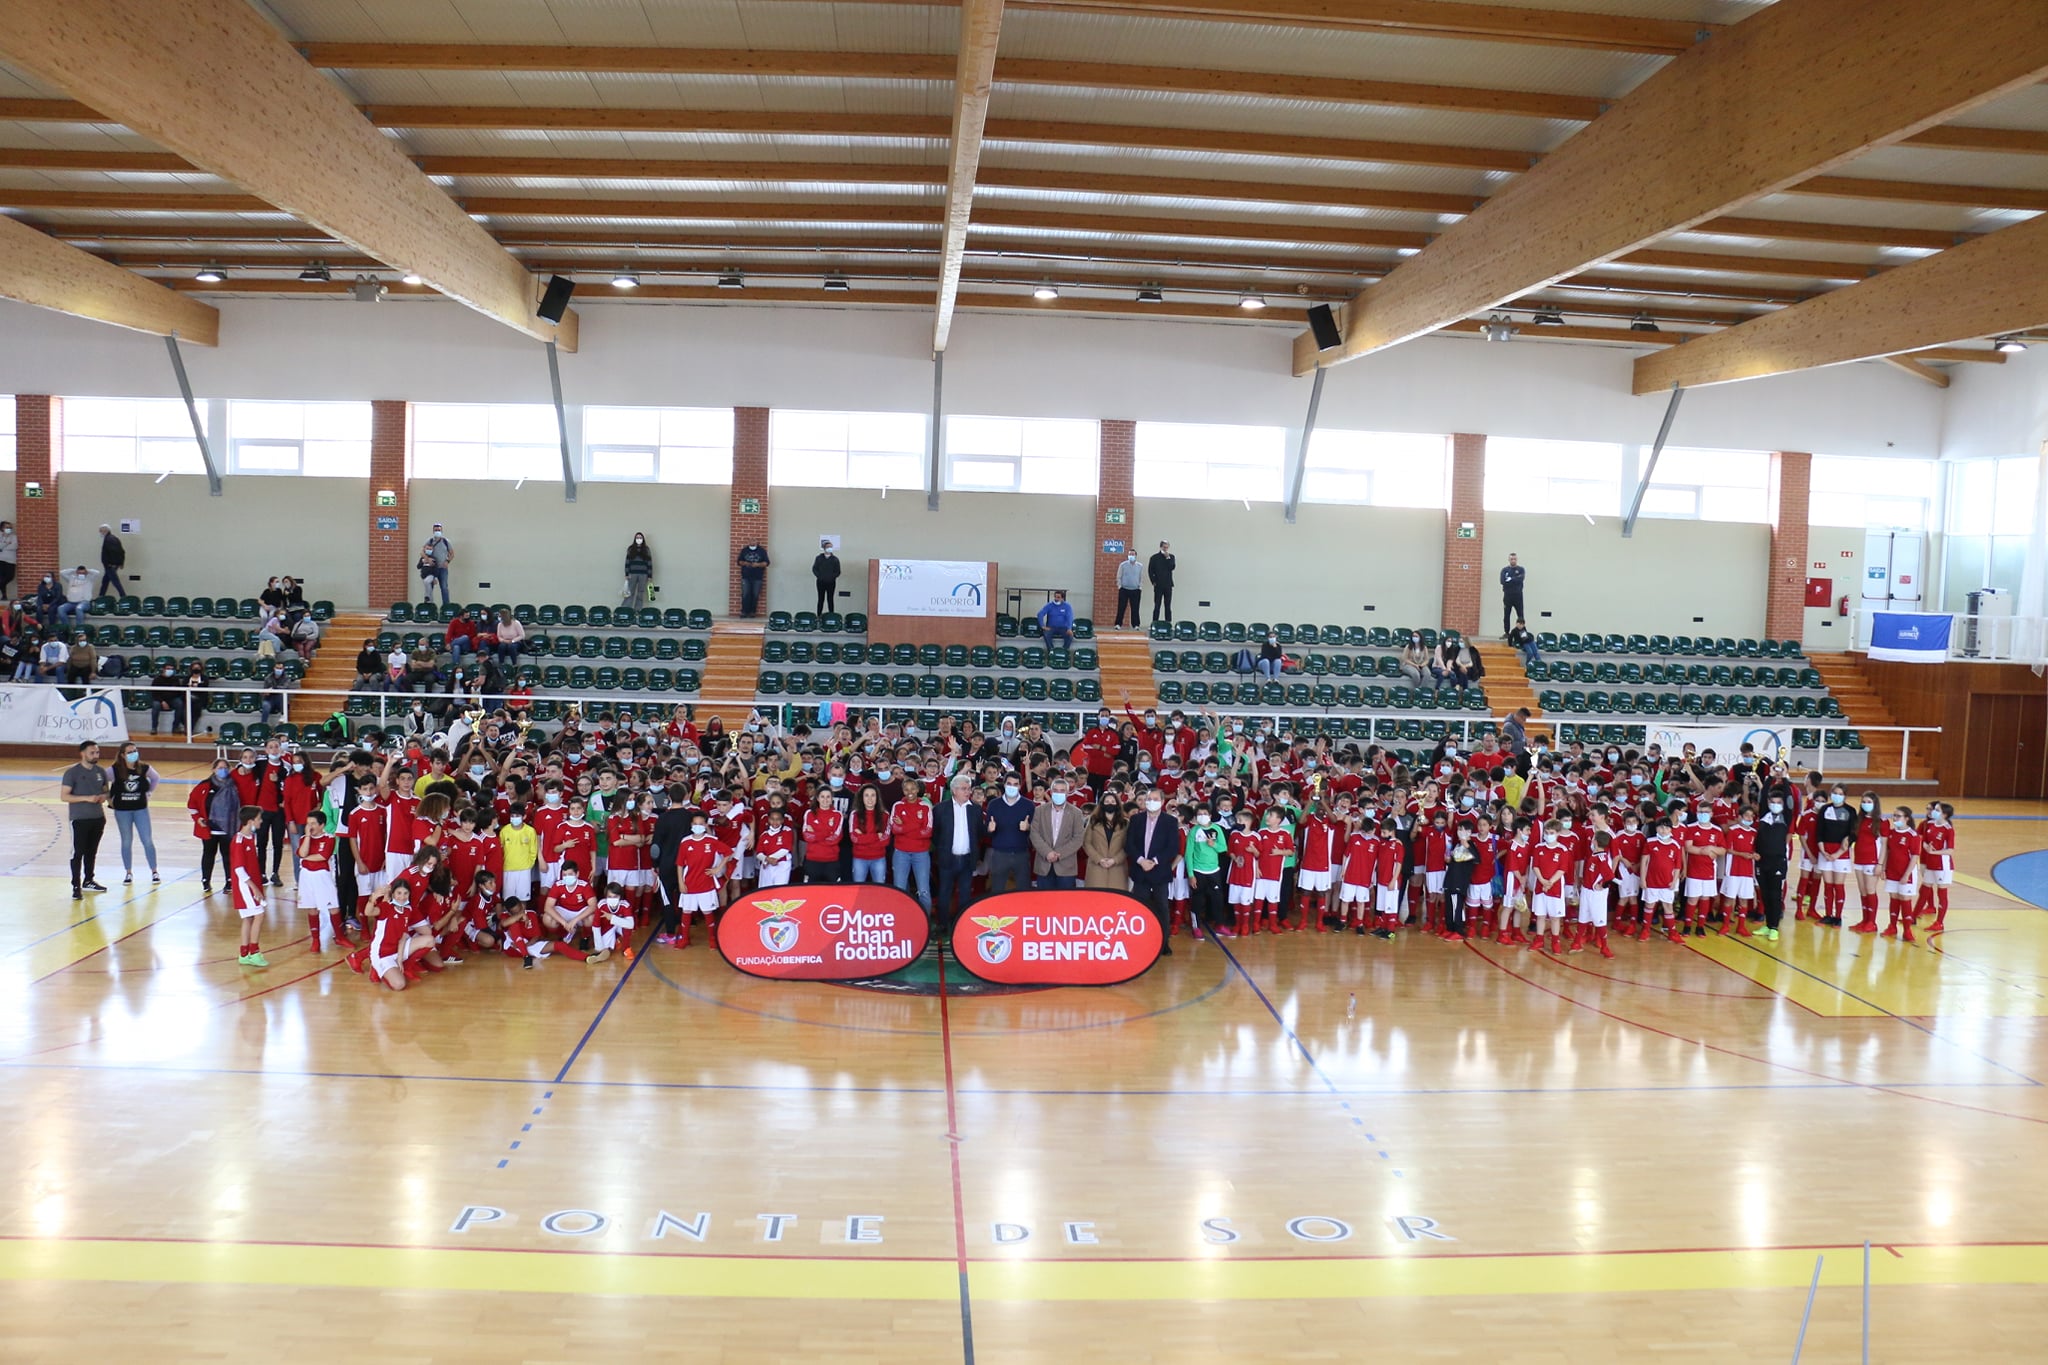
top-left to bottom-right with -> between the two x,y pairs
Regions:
713,886 -> 1163,987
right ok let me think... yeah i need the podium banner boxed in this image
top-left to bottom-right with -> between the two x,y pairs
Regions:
876,560 -> 988,618
0,686 -> 130,745
951,890 -> 1164,986
1869,612 -> 1951,663
715,885 -> 929,981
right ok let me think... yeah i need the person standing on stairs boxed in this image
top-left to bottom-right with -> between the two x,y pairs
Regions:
1499,553 -> 1528,638
622,532 -> 653,611
737,542 -> 770,617
812,540 -> 841,616
1147,541 -> 1177,625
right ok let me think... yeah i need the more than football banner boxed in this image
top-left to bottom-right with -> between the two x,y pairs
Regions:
875,559 -> 987,618
0,686 -> 130,745
951,890 -> 1164,987
715,885 -> 929,981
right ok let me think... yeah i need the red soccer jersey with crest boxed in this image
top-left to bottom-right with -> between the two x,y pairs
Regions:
606,814 -> 648,872
1919,821 -> 1954,869
1375,834 -> 1404,888
1502,835 -> 1533,877
1853,816 -> 1881,867
1342,832 -> 1379,886
549,820 -> 597,877
1796,806 -> 1819,855
1421,826 -> 1450,873
1471,832 -> 1498,883
890,799 -> 933,853
444,833 -> 486,897
1226,829 -> 1259,888
1725,824 -> 1757,878
1530,842 -> 1570,895
1581,851 -> 1615,891
499,911 -> 544,957
677,834 -> 727,894
1254,828 -> 1293,882
385,793 -> 420,857
371,904 -> 412,959
1609,828 -> 1644,872
802,809 -> 845,861
1643,836 -> 1682,890
1683,826 -> 1723,881
346,802 -> 387,870
300,833 -> 335,872
1884,827 -> 1921,881
757,823 -> 795,867
463,890 -> 498,934
230,833 -> 264,909
549,880 -> 593,923
594,894 -> 633,933
1298,816 -> 1340,874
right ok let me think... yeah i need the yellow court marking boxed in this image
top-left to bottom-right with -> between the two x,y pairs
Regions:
0,883 -> 199,983
1685,934 -> 1885,1018
1957,871 -> 2030,906
6,1239 -> 2048,1302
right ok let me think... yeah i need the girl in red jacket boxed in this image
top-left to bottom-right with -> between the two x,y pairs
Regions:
803,789 -> 846,885
848,785 -> 892,884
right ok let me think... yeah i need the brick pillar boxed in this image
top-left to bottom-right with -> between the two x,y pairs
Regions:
1766,451 -> 1812,642
367,400 -> 411,608
13,395 -> 60,587
1441,433 -> 1486,636
728,406 -> 771,617
1093,419 -> 1136,626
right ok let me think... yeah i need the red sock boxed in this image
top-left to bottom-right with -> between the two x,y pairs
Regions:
553,943 -> 589,962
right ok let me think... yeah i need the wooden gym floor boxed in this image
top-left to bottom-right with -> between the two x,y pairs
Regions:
4,758 -> 2048,1362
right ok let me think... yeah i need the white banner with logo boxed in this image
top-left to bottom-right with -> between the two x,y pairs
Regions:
875,559 -> 988,618
0,686 -> 131,745
1645,722 -> 1792,763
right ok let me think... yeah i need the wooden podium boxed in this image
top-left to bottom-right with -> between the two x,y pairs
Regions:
866,559 -> 999,647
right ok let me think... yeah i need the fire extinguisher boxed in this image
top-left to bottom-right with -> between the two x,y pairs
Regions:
1838,595 -> 1850,617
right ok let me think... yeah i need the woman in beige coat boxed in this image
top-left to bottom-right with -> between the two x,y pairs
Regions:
1082,800 -> 1129,891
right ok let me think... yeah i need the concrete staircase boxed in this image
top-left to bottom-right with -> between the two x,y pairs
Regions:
1476,643 -> 1552,743
1808,652 -> 1935,782
1095,631 -> 1159,712
696,621 -> 767,727
301,612 -> 385,695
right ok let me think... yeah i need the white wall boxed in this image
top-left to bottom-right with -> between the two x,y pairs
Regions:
1939,343 -> 2048,461
1488,511 -> 1769,639
408,479 -> 729,610
0,296 -> 1945,457
56,474 -> 367,602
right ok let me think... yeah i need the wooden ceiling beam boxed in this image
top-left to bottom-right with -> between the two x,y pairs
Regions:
1440,317 -> 1686,346
1793,174 -> 2048,213
300,41 -> 1605,120
0,212 -> 219,342
1899,124 -> 2048,156
935,0 -> 1007,352
1882,355 -> 1950,388
1631,213 -> 2048,392
1907,345 -> 2008,364
1613,248 -> 1879,284
1295,0 -> 2048,374
0,0 -> 578,348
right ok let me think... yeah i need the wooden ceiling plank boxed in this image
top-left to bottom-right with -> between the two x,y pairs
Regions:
1882,355 -> 1951,387
1631,212 -> 2048,392
0,213 -> 219,342
1295,0 -> 2048,375
1794,174 -> 2048,213
935,0 -> 1007,352
1900,124 -> 2048,156
0,0 -> 577,347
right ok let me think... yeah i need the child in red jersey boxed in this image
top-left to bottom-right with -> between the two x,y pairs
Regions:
1295,805 -> 1340,934
1881,806 -> 1921,943
1465,816 -> 1498,941
1679,810 -> 1724,936
230,806 -> 268,967
1528,819 -> 1569,954
296,810 -> 353,953
1915,802 -> 1956,931
1339,817 -> 1378,935
1498,821 -> 1534,945
543,858 -> 602,955
1575,830 -> 1617,958
605,792 -> 652,917
533,781 -> 571,891
1418,811 -> 1451,932
347,881 -> 442,989
673,811 -> 730,947
1850,792 -> 1885,934
1374,818 -> 1405,933
1718,806 -> 1759,938
496,897 -> 590,969
754,809 -> 796,891
1640,817 -> 1683,942
1793,800 -> 1822,921
591,878 -> 636,960
1225,811 -> 1260,937
1253,808 -> 1293,935
345,787 -> 389,923
548,796 -> 598,901
1608,814 -> 1644,931
457,869 -> 502,954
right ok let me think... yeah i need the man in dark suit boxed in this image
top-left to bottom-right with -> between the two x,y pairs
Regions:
647,782 -> 695,944
1123,787 -> 1180,955
931,772 -> 986,933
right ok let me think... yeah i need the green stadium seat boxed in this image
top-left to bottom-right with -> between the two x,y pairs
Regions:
996,677 -> 1021,701
996,646 -> 1020,670
767,611 -> 793,632
1184,681 -> 1210,706
970,645 -> 994,669
1019,616 -> 1042,639
562,605 -> 587,627
594,666 -> 621,690
784,671 -> 810,696
945,644 -> 968,669
1210,682 -> 1235,706
1273,624 -> 1296,644
1199,621 -> 1222,642
1154,651 -> 1177,673
1072,618 -> 1094,640
943,674 -> 968,701
815,641 -> 841,665
996,614 -> 1019,638
1224,622 -> 1248,643
970,676 -> 995,701
1175,621 -> 1198,641
843,613 -> 867,634
1028,647 -> 1053,670
1076,679 -> 1101,703
1074,648 -> 1097,670
821,613 -> 844,634
919,674 -> 943,700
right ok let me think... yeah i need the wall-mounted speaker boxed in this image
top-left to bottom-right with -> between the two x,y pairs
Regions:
537,275 -> 576,323
1306,304 -> 1342,352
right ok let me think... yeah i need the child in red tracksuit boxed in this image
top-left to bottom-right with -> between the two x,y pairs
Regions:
230,805 -> 268,967
497,898 -> 590,969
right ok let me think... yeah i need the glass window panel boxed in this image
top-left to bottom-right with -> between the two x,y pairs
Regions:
1944,535 -> 1987,611
302,440 -> 370,478
488,405 -> 557,443
1989,533 -> 2028,592
413,404 -> 488,444
1948,460 -> 1998,535
585,407 -> 661,446
134,402 -> 196,439
1700,486 -> 1767,523
948,416 -> 1022,457
235,440 -> 301,473
849,450 -> 925,489
589,445 -> 657,480
138,436 -> 204,475
660,407 -> 733,448
849,411 -> 925,452
1019,419 -> 1096,462
774,411 -> 848,450
412,441 -> 489,480
1553,477 -> 1621,516
1136,421 -> 1286,501
1134,458 -> 1205,499
492,444 -> 561,481
952,457 -> 1018,490
61,435 -> 141,473
230,402 -> 305,440
1484,437 -> 1622,514
302,403 -> 370,443
1301,468 -> 1374,504
772,448 -> 847,488
1993,457 -> 2037,536
0,397 -> 13,471
1865,495 -> 1925,528
1808,491 -> 1866,526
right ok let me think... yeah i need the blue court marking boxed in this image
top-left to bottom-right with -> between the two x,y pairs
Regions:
1991,851 -> 2048,912
1212,938 -> 1404,1178
641,952 -> 1230,1037
554,944 -> 648,1083
1954,815 -> 2048,821
1729,937 -> 2042,1086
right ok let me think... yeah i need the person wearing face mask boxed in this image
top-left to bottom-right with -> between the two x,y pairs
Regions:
1718,805 -> 1759,938
621,532 -> 654,610
1124,788 -> 1180,953
1848,790 -> 1886,934
279,749 -> 323,888
1810,787 -> 1857,927
984,773 -> 1035,896
107,743 -> 160,886
188,758 -> 242,894
1083,797 -> 1130,893
1914,802 -> 1956,932
1255,632 -> 1285,678
1753,793 -> 1791,942
1609,814 -> 1644,931
1879,806 -> 1921,943
932,773 -> 987,930
1113,550 -> 1144,630
1028,777 -> 1086,890
1075,710 -> 1120,796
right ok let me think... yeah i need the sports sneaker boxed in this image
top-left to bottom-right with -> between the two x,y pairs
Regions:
654,933 -> 675,946
623,946 -> 637,962
72,887 -> 83,901
240,952 -> 269,967
123,874 -> 133,885
1763,927 -> 1780,941
522,955 -> 536,970
441,955 -> 464,965
151,871 -> 160,883
83,880 -> 108,892
269,875 -> 283,888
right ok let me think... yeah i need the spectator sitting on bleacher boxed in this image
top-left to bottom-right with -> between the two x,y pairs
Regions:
353,641 -> 383,691
279,576 -> 307,616
445,611 -> 477,665
1508,623 -> 1542,668
290,613 -> 321,661
259,577 -> 285,614
34,573 -> 60,627
3,624 -> 31,682
150,660 -> 183,732
36,632 -> 67,681
1037,590 -> 1075,649
57,568 -> 93,627
65,632 -> 97,686
1399,634 -> 1431,688
1255,633 -> 1285,677
258,659 -> 289,724
183,662 -> 210,733
488,608 -> 523,665
254,615 -> 284,659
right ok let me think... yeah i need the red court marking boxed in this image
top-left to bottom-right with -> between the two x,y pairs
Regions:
1521,944 -> 1778,1000
27,887 -> 214,984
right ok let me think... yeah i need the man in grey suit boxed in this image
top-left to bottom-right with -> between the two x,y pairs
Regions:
1029,777 -> 1087,889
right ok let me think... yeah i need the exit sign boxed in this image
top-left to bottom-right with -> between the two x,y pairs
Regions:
1456,522 -> 1476,539
1104,507 -> 1127,525
376,489 -> 398,507
739,497 -> 761,515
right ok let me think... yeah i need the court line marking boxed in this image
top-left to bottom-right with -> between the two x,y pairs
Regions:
1213,936 -> 1402,1177
554,931 -> 650,1084
5,1234 -> 2048,1301
933,949 -> 976,1365
1467,942 -> 2048,1128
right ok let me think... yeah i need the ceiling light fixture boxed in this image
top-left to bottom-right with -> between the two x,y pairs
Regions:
193,264 -> 225,283
1032,282 -> 1059,301
718,273 -> 745,290
1995,334 -> 2029,353
298,261 -> 330,283
1531,306 -> 1565,326
1630,313 -> 1662,333
822,276 -> 850,292
401,271 -> 422,285
1136,286 -> 1163,304
611,270 -> 639,290
1239,293 -> 1267,311
1479,312 -> 1518,343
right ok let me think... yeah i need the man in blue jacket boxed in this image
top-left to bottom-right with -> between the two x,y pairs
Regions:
1036,590 -> 1075,649
1124,789 -> 1180,955
984,773 -> 1034,896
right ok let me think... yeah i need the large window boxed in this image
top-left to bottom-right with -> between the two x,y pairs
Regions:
60,397 -> 207,475
0,398 -> 14,472
1483,438 -> 1622,516
1809,455 -> 1937,530
1134,421 -> 1286,501
1302,430 -> 1447,507
1942,455 -> 2038,611
583,406 -> 734,484
944,415 -> 1098,494
1642,447 -> 1771,523
769,410 -> 926,490
411,404 -> 561,481
226,400 -> 371,477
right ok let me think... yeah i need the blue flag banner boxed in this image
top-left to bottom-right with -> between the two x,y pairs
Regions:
1868,612 -> 1951,664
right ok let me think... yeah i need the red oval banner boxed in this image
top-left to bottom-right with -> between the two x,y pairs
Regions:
715,885 -> 930,981
950,890 -> 1164,987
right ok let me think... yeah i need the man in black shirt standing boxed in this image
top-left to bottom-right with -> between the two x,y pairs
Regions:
1499,553 -> 1527,638
1147,541 -> 1177,625
1753,790 -> 1792,942
737,543 -> 770,617
811,540 -> 840,616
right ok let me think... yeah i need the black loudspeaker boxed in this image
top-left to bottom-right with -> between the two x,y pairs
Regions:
536,274 -> 576,323
1306,303 -> 1342,351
